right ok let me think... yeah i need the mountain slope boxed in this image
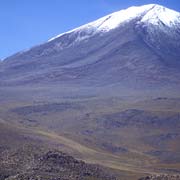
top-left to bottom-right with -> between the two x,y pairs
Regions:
0,4 -> 180,89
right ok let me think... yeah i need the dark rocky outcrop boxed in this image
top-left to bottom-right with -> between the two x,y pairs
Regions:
139,175 -> 180,180
0,147 -> 117,180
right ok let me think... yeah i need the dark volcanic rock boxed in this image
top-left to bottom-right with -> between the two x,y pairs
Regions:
139,175 -> 180,180
0,147 -> 117,180
101,109 -> 180,129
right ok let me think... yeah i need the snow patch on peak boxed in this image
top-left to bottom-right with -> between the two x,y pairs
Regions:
48,4 -> 180,45
89,4 -> 155,32
48,4 -> 155,42
141,4 -> 180,26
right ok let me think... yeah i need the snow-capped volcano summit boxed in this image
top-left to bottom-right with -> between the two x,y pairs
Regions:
141,4 -> 180,26
1,4 -> 180,88
48,4 -> 154,41
48,4 -> 180,42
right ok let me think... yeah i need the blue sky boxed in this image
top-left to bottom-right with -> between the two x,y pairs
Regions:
0,0 -> 180,59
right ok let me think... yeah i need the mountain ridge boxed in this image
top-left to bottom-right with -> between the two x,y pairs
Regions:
3,3 -> 180,61
0,4 -> 180,89
47,4 -> 180,42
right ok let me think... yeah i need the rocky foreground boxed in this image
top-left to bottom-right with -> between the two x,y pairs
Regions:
0,146 -> 117,180
139,175 -> 180,180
